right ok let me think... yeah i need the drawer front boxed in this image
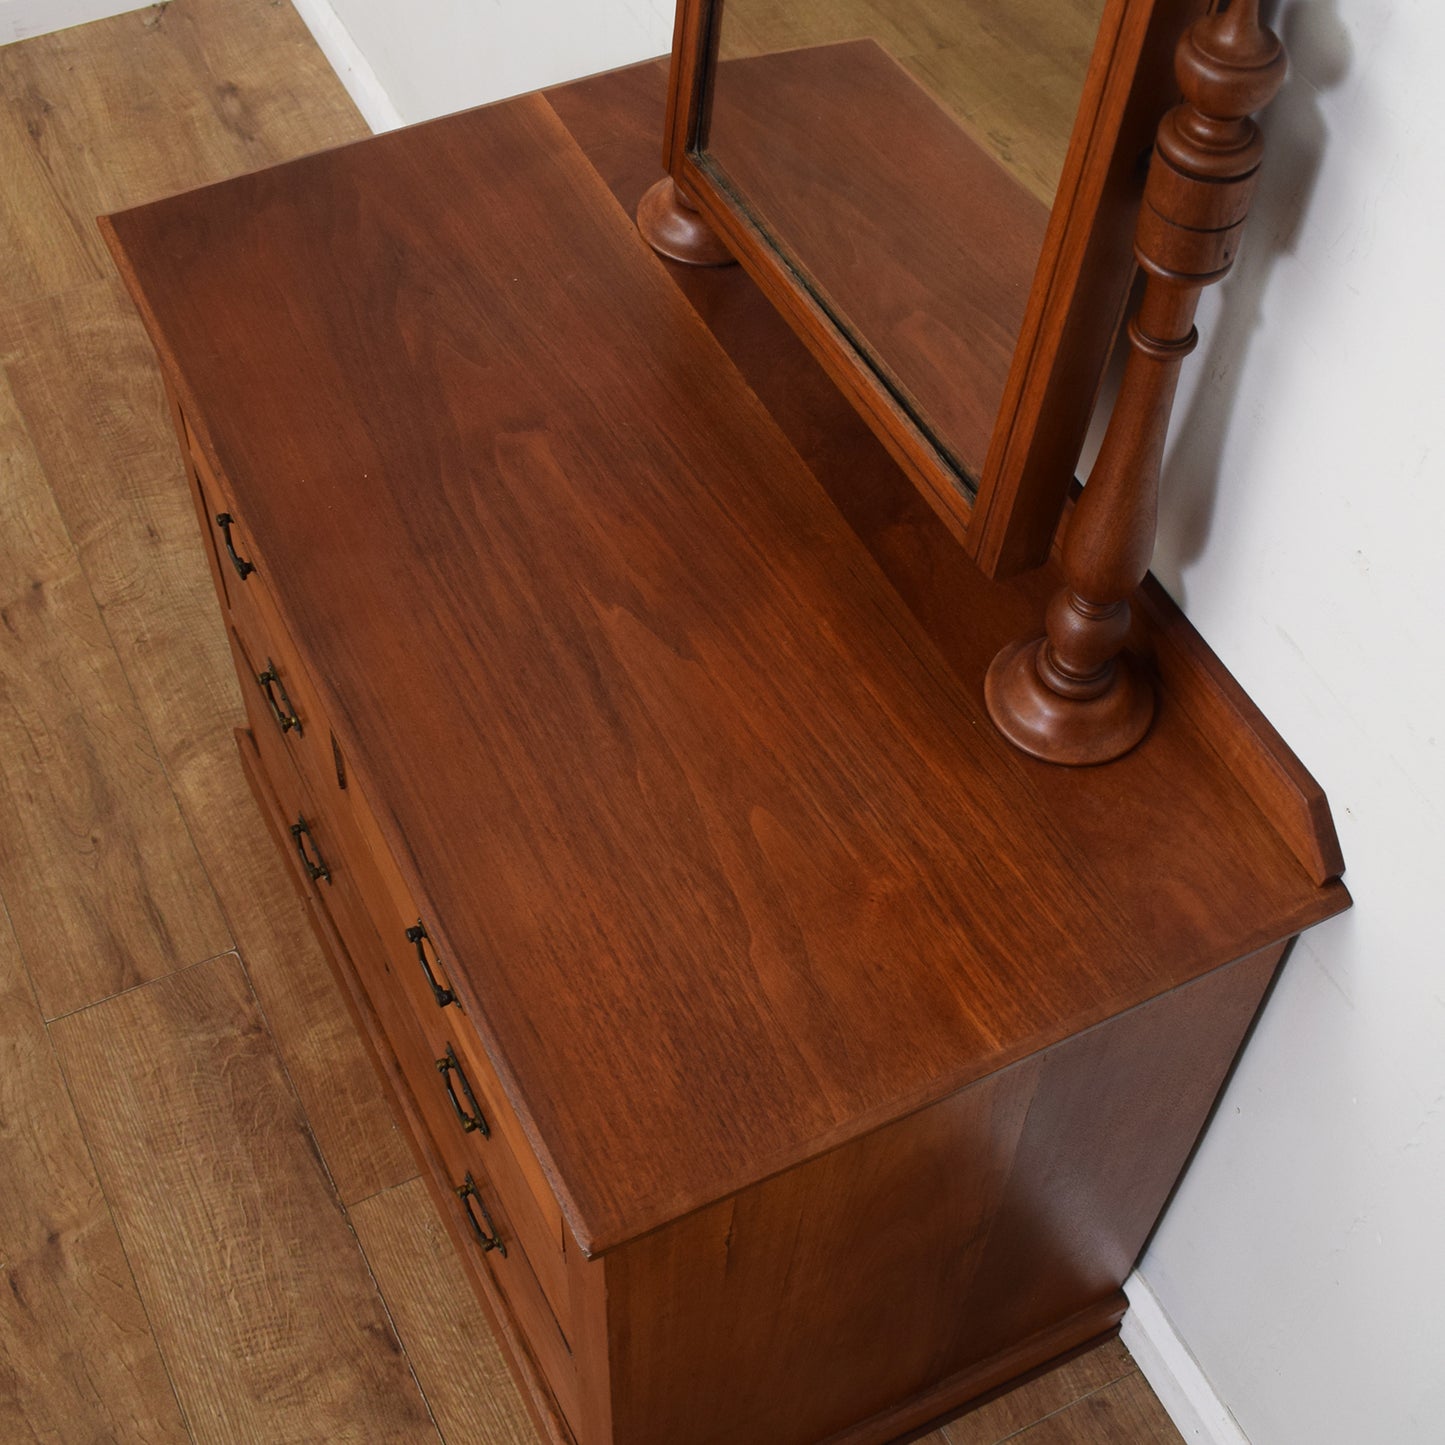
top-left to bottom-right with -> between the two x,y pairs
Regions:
315,748 -> 575,1327
336,908 -> 581,1424
440,1164 -> 582,1437
229,624 -> 314,815
181,439 -> 257,620
350,827 -> 575,1329
176,399 -> 335,802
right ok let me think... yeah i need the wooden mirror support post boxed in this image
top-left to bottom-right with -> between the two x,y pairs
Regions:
638,176 -> 735,266
986,0 -> 1285,765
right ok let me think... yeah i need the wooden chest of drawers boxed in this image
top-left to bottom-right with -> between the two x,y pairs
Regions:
104,66 -> 1347,1445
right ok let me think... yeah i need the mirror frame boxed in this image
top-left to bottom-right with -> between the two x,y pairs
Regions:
656,0 -> 1213,578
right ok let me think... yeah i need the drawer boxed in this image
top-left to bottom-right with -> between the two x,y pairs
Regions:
175,399 -> 339,805
367,886 -> 575,1330
338,904 -> 580,1410
440,1162 -> 582,1438
229,623 -> 314,809
317,755 -> 576,1325
228,623 -> 575,1342
180,434 -> 258,620
217,546 -> 336,807
234,682 -> 345,924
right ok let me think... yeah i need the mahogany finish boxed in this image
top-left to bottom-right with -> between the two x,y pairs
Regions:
105,59 -> 1346,1445
652,0 -> 1212,577
701,38 -> 1049,486
987,0 -> 1287,765
553,57 -> 1344,888
635,175 -> 733,266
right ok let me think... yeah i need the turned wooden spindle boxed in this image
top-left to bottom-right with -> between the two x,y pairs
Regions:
986,0 -> 1286,765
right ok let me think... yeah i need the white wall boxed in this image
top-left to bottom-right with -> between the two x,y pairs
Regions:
1124,0 -> 1445,1439
294,0 -> 673,130
295,2 -> 1443,1440
0,0 -> 147,44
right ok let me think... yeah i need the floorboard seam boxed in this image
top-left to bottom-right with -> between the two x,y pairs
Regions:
41,946 -> 240,1023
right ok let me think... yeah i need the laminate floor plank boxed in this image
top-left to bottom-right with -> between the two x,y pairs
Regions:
49,955 -> 439,1445
1001,1371 -> 1184,1444
1,282 -> 415,1203
0,111 -> 106,311
171,0 -> 369,166
0,908 -> 189,1442
0,371 -> 230,1019
0,0 -> 364,228
351,1178 -> 541,1445
942,1339 -> 1138,1444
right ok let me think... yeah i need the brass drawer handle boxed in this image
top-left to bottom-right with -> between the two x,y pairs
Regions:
289,816 -> 330,884
456,1174 -> 506,1256
214,512 -> 255,580
257,660 -> 302,735
405,920 -> 455,1008
437,1044 -> 490,1137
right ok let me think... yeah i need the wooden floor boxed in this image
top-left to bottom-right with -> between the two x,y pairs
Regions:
717,0 -> 1103,202
0,2 -> 1184,1440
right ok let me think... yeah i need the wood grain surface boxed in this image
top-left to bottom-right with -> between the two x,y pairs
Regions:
49,956 -> 437,1443
551,55 -> 1344,890
1000,1371 -> 1183,1442
351,1178 -> 542,1445
1,280 -> 414,1202
0,367 -> 230,1018
715,0 -> 1102,205
0,0 -> 361,220
0,0 -> 1240,1435
106,82 -> 1344,1259
597,945 -> 1275,1444
0,111 -> 106,309
705,38 -> 1050,484
0,911 -> 188,1442
940,1338 -> 1136,1443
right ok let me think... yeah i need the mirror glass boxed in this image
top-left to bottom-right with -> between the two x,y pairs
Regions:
699,0 -> 1106,494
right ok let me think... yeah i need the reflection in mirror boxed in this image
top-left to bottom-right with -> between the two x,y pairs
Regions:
700,0 -> 1105,492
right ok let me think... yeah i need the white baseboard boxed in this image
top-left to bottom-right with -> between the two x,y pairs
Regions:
1,0 -> 148,44
1123,1273 -> 1252,1445
287,0 -> 402,133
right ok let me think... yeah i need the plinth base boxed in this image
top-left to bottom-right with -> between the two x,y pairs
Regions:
985,638 -> 1155,766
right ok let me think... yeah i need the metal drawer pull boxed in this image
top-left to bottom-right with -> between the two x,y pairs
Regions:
437,1044 -> 490,1137
289,816 -> 330,884
405,920 -> 455,1008
257,660 -> 302,735
456,1174 -> 506,1256
214,512 -> 255,580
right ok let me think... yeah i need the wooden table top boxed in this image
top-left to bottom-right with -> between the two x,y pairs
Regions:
105,73 -> 1346,1255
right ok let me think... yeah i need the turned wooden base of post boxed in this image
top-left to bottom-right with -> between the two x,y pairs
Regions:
985,638 -> 1155,766
637,178 -> 735,266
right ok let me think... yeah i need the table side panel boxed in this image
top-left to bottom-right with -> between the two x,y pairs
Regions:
602,938 -> 1283,1445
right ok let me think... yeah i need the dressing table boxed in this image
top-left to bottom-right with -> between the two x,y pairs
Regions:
103,4 -> 1347,1441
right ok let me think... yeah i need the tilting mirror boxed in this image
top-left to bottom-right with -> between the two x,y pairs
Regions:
704,1 -> 1103,492
643,0 -> 1209,577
